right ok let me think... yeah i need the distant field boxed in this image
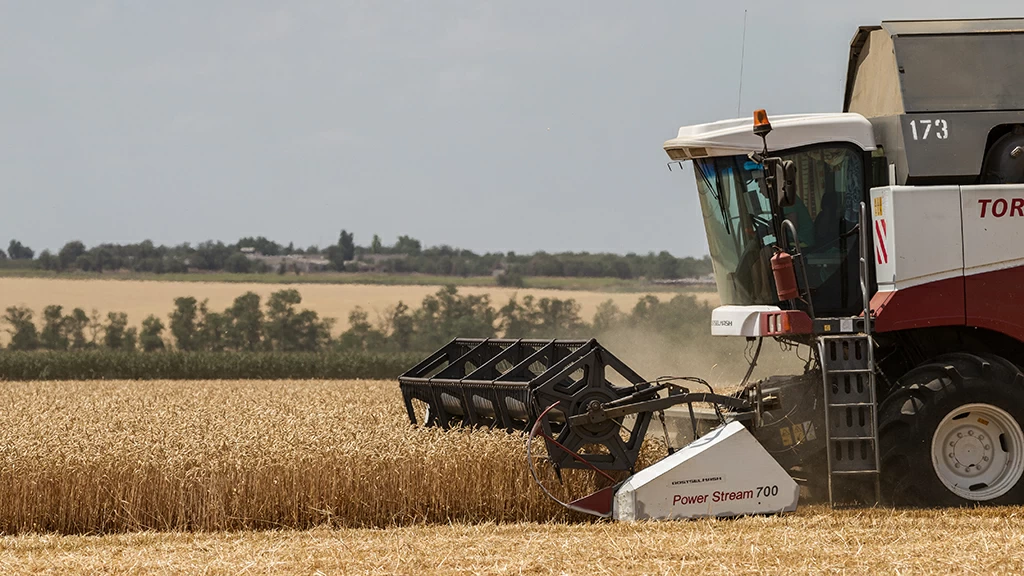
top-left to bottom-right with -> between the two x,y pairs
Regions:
0,268 -> 714,293
0,277 -> 721,337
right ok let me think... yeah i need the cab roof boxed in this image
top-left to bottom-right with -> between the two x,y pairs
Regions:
663,113 -> 876,160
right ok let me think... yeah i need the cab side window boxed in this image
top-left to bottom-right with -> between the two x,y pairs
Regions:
781,146 -> 865,314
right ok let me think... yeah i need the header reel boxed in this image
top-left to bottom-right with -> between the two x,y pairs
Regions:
399,338 -> 658,472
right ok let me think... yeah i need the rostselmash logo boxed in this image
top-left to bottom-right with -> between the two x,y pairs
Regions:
711,320 -> 733,327
978,198 -> 1024,218
671,476 -> 723,486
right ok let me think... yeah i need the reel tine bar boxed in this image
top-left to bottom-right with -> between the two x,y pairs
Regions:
399,338 -> 585,431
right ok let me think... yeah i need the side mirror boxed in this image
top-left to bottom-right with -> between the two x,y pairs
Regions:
779,160 -> 797,207
761,158 -> 798,208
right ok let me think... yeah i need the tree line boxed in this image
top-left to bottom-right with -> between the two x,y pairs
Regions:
0,234 -> 713,281
2,289 -> 333,353
3,287 -> 714,355
337,286 -> 713,354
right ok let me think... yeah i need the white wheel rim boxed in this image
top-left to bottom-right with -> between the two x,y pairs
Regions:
931,403 -> 1024,501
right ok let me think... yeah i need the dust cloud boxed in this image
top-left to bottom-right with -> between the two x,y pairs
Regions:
595,326 -> 809,391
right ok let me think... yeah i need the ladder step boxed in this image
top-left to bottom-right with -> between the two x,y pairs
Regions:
829,436 -> 876,441
826,369 -> 873,374
827,402 -> 875,407
831,469 -> 880,475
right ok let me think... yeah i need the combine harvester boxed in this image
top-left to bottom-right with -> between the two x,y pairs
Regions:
400,18 -> 1024,520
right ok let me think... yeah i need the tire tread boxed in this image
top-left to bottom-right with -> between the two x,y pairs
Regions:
879,352 -> 1024,506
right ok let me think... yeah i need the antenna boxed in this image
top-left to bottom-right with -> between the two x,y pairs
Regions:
736,9 -> 748,118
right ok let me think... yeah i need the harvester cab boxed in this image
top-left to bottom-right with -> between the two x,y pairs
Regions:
400,18 -> 1024,520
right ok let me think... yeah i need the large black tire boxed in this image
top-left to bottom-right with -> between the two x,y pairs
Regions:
879,352 -> 1024,506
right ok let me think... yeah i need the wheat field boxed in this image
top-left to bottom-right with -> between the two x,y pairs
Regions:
4,379 -> 1024,574
0,277 -> 720,336
0,378 -> 610,533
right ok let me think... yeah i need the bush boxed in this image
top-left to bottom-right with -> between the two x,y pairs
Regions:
224,253 -> 252,273
103,312 -> 136,351
495,270 -> 525,287
139,315 -> 166,352
4,306 -> 39,351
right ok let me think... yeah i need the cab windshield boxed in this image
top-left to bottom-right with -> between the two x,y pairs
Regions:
694,144 -> 865,314
694,156 -> 775,306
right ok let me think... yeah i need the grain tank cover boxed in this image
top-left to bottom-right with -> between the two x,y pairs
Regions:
844,19 -> 1024,184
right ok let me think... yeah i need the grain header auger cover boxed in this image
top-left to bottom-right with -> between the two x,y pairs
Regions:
399,338 -> 801,520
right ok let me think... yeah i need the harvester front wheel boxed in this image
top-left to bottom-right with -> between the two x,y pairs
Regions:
879,353 -> 1024,506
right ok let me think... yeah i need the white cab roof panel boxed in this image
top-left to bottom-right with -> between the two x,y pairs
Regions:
664,113 -> 876,160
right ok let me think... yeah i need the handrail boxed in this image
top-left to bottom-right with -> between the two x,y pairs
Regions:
858,202 -> 872,335
779,218 -> 816,319
859,200 -> 881,502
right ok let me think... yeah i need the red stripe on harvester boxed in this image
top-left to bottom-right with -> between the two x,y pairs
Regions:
875,220 -> 888,264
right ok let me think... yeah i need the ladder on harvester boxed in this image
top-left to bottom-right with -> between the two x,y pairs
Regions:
820,334 -> 880,506
820,200 -> 881,506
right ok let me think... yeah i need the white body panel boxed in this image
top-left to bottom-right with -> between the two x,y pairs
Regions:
710,305 -> 780,336
961,186 -> 1024,277
871,184 -> 1024,289
613,421 -> 799,521
870,185 -> 964,290
664,113 -> 876,159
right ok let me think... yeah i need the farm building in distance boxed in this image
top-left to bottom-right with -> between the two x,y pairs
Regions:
240,247 -> 332,273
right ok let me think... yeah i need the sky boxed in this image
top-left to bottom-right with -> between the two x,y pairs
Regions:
1,1 -> 1021,257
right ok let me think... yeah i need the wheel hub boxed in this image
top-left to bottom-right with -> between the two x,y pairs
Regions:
944,426 -> 991,474
569,390 -> 620,442
931,403 -> 1024,501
